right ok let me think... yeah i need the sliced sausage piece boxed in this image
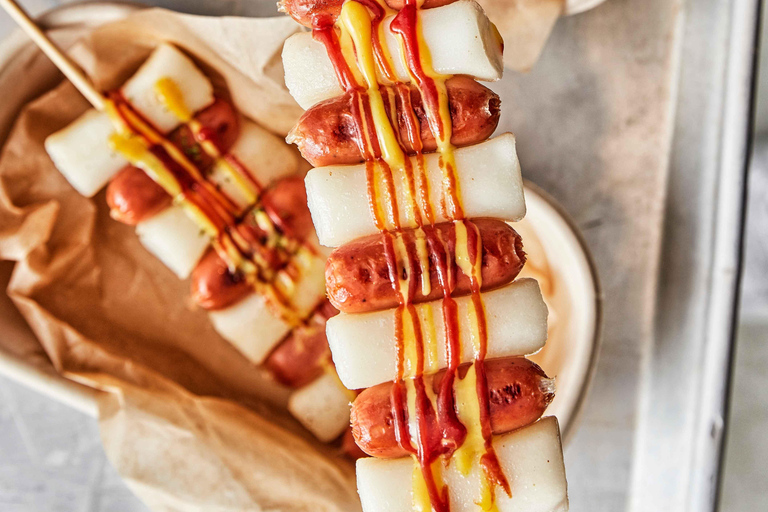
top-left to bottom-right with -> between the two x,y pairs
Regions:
341,427 -> 369,460
106,99 -> 240,225
264,301 -> 338,388
191,177 -> 315,311
351,357 -> 554,459
190,97 -> 240,154
191,248 -> 252,311
167,98 -> 240,170
261,177 -> 314,242
325,218 -> 525,313
280,0 -> 456,27
287,76 -> 500,167
106,166 -> 172,225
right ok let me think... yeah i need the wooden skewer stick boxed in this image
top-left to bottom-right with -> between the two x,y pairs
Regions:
0,0 -> 105,110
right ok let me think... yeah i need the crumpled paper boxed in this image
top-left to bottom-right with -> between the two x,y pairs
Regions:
480,0 -> 566,72
0,8 -> 359,512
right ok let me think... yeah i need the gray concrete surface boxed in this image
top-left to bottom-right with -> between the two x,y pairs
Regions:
0,374 -> 147,511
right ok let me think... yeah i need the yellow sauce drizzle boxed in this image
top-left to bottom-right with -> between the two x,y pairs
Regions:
401,306 -> 421,378
393,13 -> 461,220
454,220 -> 486,353
375,20 -> 399,83
398,300 -> 455,380
414,227 -> 431,297
154,77 -> 192,122
393,233 -> 413,301
340,2 -> 411,232
154,78 -> 258,209
384,87 -> 421,227
106,78 -> 315,327
405,379 -> 444,512
453,221 -> 472,280
411,459 -> 433,512
331,3 -> 504,511
339,25 -> 367,87
453,365 -> 500,512
108,132 -> 180,197
340,2 -> 405,170
416,302 -> 439,375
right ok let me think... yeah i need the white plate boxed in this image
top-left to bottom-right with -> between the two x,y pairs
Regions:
516,183 -> 601,441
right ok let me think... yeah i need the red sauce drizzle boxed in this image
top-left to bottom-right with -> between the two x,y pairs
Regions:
385,230 -> 448,512
312,1 -> 508,509
107,93 -> 305,318
466,221 -> 510,497
388,3 -> 442,141
313,23 -> 361,91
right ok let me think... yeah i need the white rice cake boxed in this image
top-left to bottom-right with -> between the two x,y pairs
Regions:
209,120 -> 301,212
288,372 -> 352,443
281,252 -> 328,318
225,120 -> 300,188
327,278 -> 548,390
306,133 -> 525,248
121,43 -> 214,133
283,0 -> 504,109
44,109 -> 127,197
208,292 -> 292,365
357,416 -> 568,512
135,205 -> 210,280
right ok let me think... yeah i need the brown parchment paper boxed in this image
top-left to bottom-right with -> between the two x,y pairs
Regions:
0,8 -> 359,512
479,0 -> 566,72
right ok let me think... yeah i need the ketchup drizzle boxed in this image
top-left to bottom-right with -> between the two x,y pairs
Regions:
311,1 -> 510,510
389,4 -> 442,139
107,92 -> 309,321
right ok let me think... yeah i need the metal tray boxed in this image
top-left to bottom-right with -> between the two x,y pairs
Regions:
483,0 -> 757,510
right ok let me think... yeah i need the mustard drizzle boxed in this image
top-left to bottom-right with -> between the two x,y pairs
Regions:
328,1 -> 506,510
104,80 -> 316,326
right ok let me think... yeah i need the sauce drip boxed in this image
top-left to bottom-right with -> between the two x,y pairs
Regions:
311,1 -> 509,510
154,78 -> 263,204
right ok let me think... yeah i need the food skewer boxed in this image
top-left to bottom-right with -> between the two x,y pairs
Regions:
279,0 -> 569,510
41,40 -> 318,360
1,0 -> 353,446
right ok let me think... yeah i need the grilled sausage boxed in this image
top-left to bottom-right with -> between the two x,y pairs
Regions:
341,427 -> 369,459
106,166 -> 172,225
351,357 -> 554,458
325,218 -> 525,313
280,0 -> 456,27
287,77 -> 500,167
260,177 -> 315,243
190,248 -> 252,311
